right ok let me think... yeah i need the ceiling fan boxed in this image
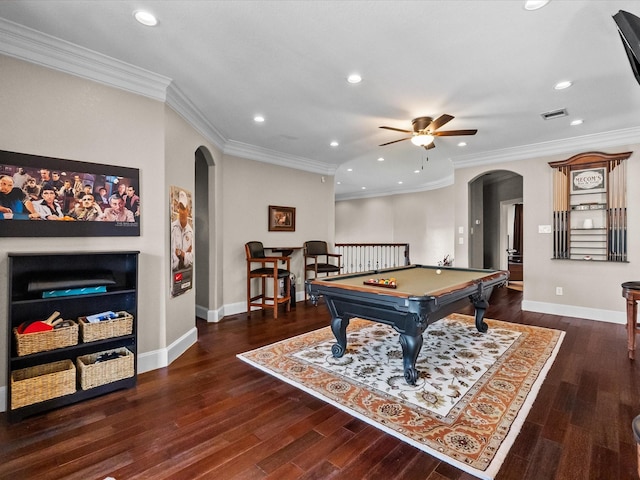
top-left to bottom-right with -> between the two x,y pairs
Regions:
379,115 -> 477,150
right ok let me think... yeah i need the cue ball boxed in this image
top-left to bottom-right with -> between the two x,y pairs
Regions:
436,269 -> 442,274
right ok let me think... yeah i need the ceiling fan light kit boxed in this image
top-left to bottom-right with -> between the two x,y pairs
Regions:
411,134 -> 434,147
379,114 -> 478,150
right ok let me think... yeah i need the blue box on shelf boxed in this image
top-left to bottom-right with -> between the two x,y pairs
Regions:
42,286 -> 107,298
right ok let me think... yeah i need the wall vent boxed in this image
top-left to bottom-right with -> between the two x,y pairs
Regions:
540,108 -> 568,120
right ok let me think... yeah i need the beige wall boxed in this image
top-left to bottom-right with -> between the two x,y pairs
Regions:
163,106 -> 222,346
335,186 -> 455,265
0,55 -> 166,382
455,149 -> 639,318
337,146 -> 639,322
0,55 -> 229,398
0,54 -> 337,401
3,49 -> 635,403
221,155 -> 335,312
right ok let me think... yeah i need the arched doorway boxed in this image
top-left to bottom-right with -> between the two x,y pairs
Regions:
194,146 -> 214,319
468,170 -> 523,281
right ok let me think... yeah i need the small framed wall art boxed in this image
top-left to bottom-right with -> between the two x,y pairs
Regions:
268,205 -> 295,232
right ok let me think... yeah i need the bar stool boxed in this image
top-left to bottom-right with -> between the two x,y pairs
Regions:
303,240 -> 342,301
622,281 -> 640,359
245,241 -> 291,319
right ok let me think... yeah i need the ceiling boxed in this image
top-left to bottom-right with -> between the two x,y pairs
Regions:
1,1 -> 640,200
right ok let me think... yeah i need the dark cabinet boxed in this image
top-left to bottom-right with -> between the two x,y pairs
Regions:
6,251 -> 138,421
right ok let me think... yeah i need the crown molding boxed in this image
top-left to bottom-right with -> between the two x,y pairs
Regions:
4,17 -> 639,197
335,173 -> 454,201
0,18 -> 334,177
451,126 -> 640,169
166,83 -> 227,151
0,18 -> 171,101
224,140 -> 337,176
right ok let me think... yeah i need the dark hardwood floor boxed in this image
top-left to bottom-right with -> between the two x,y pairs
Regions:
1,286 -> 639,480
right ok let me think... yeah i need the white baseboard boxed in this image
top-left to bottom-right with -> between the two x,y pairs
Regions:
204,290 -> 307,322
0,386 -> 5,412
138,326 -> 198,373
522,300 -> 626,324
196,303 -> 225,323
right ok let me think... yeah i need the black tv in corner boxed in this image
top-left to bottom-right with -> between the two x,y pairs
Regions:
613,10 -> 640,86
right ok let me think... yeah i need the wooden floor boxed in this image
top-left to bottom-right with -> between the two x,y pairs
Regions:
1,287 -> 639,480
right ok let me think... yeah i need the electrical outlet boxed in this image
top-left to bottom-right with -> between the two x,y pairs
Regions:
555,287 -> 563,295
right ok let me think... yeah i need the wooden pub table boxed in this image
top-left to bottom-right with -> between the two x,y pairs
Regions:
306,264 -> 509,385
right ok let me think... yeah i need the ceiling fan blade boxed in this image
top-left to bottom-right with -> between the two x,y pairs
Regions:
379,126 -> 413,133
433,129 -> 478,136
379,137 -> 411,146
427,114 -> 454,132
423,142 -> 436,150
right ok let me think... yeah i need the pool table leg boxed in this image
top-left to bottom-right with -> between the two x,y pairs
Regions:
473,303 -> 489,333
330,316 -> 350,357
399,333 -> 423,385
471,285 -> 490,333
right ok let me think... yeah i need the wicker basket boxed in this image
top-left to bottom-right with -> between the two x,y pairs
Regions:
11,359 -> 76,409
77,347 -> 134,390
14,321 -> 78,356
79,311 -> 133,343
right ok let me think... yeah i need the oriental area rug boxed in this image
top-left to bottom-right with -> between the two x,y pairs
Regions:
237,314 -> 564,480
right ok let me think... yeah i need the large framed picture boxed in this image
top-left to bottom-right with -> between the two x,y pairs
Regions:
570,167 -> 606,195
268,205 -> 295,232
0,149 -> 140,237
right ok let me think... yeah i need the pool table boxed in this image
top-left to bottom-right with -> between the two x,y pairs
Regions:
306,264 -> 509,385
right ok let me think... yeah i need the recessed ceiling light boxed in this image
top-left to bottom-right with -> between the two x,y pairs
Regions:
347,74 -> 362,84
414,170 -> 420,174
524,0 -> 550,11
330,141 -> 339,147
554,80 -> 572,90
361,186 -> 366,190
337,181 -> 341,185
570,119 -> 583,126
133,10 -> 158,26
397,181 -> 403,185
254,115 -> 265,123
458,142 -> 467,147
377,157 -> 384,162
347,168 -> 353,172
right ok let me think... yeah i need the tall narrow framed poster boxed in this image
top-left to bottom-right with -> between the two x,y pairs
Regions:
170,186 -> 194,297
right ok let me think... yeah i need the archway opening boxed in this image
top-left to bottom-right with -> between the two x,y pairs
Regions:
194,146 -> 214,318
468,170 -> 523,286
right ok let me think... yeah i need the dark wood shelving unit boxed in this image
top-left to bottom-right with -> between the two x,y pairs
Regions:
6,251 -> 139,421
